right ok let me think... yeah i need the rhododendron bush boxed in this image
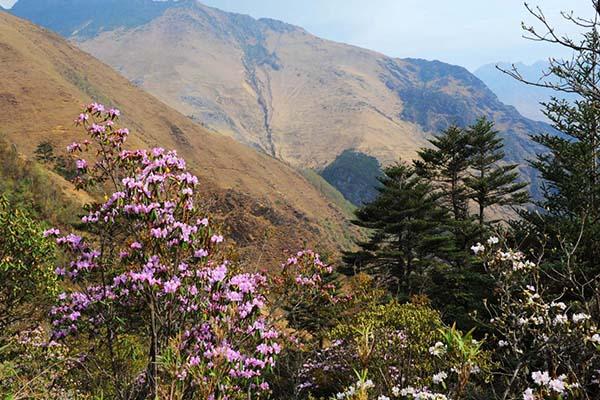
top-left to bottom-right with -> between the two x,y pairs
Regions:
40,105 -> 343,399
474,239 -> 600,400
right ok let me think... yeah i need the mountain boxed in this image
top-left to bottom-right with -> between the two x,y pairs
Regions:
11,0 -> 551,203
474,61 -> 579,122
0,10 -> 357,262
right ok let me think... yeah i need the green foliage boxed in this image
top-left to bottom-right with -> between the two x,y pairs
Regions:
343,162 -> 455,297
297,301 -> 491,399
0,137 -> 80,226
33,140 -> 79,181
0,202 -> 63,399
518,97 -> 600,281
0,197 -> 58,337
344,119 -> 527,329
415,124 -> 479,252
416,125 -> 472,221
330,301 -> 444,361
34,141 -> 56,164
302,301 -> 445,398
0,328 -> 80,400
465,117 -> 528,228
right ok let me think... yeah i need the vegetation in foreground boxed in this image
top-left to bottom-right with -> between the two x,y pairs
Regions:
3,1 -> 600,400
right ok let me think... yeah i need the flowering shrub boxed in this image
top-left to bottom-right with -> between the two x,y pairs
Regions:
296,301 -> 489,399
475,239 -> 600,399
272,249 -> 348,334
45,104 -> 283,399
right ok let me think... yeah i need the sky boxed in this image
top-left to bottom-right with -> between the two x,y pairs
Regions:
0,0 -> 592,70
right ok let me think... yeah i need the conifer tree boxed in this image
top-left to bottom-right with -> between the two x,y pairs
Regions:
464,117 -> 529,229
343,162 -> 454,297
415,125 -> 478,251
415,125 -> 472,221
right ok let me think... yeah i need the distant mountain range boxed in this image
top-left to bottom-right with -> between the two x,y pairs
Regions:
474,61 -> 578,122
9,0 -> 553,203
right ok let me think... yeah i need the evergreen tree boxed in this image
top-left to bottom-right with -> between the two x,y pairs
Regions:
464,117 -> 529,229
415,125 -> 472,220
415,125 -> 478,251
343,162 -> 455,297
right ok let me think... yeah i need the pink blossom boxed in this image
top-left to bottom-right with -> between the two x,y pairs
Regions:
211,234 -> 224,244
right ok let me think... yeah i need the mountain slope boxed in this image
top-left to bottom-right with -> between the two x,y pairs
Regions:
11,0 -> 551,203
0,10 -> 356,261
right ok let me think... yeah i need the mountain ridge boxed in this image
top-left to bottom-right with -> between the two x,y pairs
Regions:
0,10 -> 356,260
10,0 -> 552,203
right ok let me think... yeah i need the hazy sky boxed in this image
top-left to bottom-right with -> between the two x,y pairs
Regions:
0,0 -> 592,70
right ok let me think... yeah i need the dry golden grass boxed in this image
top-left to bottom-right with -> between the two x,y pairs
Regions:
0,12 -> 357,263
78,4 -> 430,170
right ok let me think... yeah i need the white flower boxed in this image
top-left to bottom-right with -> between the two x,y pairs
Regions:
391,386 -> 400,396
362,379 -> 374,389
531,370 -> 550,386
498,340 -> 508,347
548,376 -> 566,394
429,341 -> 447,356
471,242 -> 485,254
378,396 -> 390,400
552,314 -> 568,326
551,301 -> 567,310
522,388 -> 535,400
531,316 -> 544,325
432,371 -> 448,384
572,313 -> 591,324
590,333 -> 600,344
487,236 -> 499,245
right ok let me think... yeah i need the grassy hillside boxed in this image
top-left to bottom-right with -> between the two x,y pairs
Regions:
0,11 -> 357,262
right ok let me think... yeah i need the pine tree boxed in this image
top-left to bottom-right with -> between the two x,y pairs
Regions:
34,141 -> 55,164
464,117 -> 529,229
523,98 -> 600,277
414,125 -> 478,251
415,125 -> 472,220
343,162 -> 455,297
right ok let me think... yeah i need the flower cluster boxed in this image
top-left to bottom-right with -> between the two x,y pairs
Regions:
332,378 -> 374,399
398,386 -> 449,400
271,249 -> 349,334
522,371 -> 575,399
474,237 -> 600,398
46,105 -> 283,398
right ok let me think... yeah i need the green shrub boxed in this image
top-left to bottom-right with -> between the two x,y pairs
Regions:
0,196 -> 58,337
